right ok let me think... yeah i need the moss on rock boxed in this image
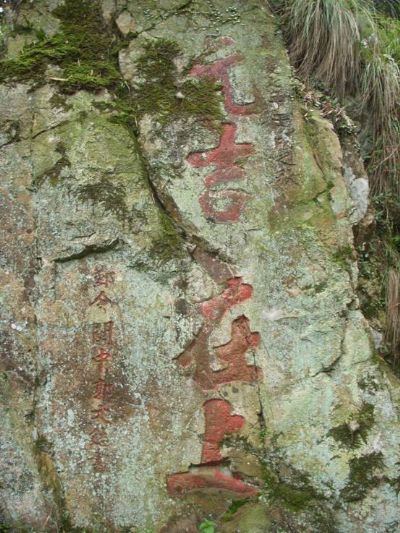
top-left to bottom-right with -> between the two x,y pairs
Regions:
328,403 -> 375,449
133,39 -> 224,125
76,178 -> 128,220
340,452 -> 385,502
0,0 -> 123,92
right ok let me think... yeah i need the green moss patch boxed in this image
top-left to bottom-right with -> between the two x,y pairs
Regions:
328,403 -> 375,449
76,178 -> 128,220
262,462 -> 324,512
341,452 -> 385,502
0,0 -> 122,92
150,211 -> 185,264
133,39 -> 224,125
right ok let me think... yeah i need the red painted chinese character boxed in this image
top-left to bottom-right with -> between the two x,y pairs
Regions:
92,321 -> 113,345
187,123 -> 253,223
91,291 -> 113,307
94,270 -> 115,287
166,399 -> 259,498
177,278 -> 260,390
93,380 -> 113,401
201,399 -> 244,464
191,54 -> 256,116
92,404 -> 111,424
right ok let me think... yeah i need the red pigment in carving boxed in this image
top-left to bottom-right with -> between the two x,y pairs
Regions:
94,270 -> 115,287
177,278 -> 261,390
188,42 -> 257,222
201,399 -> 244,463
92,321 -> 114,345
167,469 -> 258,497
92,403 -> 111,424
201,277 -> 252,320
91,291 -> 114,307
94,451 -> 107,472
191,55 -> 255,116
199,189 -> 250,223
187,124 -> 253,223
91,427 -> 108,446
94,348 -> 112,362
211,316 -> 261,387
93,380 -> 113,400
187,123 -> 253,186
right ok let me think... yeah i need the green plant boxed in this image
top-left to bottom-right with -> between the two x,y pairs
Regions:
385,268 -> 400,365
199,519 -> 216,533
278,0 -> 399,194
282,0 -> 375,94
360,16 -> 400,194
373,0 -> 400,18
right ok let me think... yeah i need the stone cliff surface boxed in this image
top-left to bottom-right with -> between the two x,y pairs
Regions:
0,1 -> 399,531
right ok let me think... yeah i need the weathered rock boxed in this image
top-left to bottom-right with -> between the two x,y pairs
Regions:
0,1 -> 399,532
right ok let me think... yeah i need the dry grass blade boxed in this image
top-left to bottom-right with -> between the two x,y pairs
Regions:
361,34 -> 400,193
362,52 -> 400,128
283,0 -> 375,94
385,269 -> 400,362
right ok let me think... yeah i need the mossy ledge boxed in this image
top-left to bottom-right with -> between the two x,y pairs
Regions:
0,0 -> 122,92
0,3 -> 223,128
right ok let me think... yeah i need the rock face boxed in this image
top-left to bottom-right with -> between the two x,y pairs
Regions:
0,1 -> 399,531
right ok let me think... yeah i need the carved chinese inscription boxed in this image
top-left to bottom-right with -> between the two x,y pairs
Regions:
88,269 -> 116,472
168,255 -> 262,496
201,399 -> 245,464
177,278 -> 262,390
187,38 -> 257,223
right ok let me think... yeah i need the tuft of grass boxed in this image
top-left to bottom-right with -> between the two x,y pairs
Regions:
361,16 -> 400,194
282,0 -> 375,94
279,0 -> 399,194
373,0 -> 400,18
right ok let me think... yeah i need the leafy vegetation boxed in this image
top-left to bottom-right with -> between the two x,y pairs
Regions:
199,519 -> 216,533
